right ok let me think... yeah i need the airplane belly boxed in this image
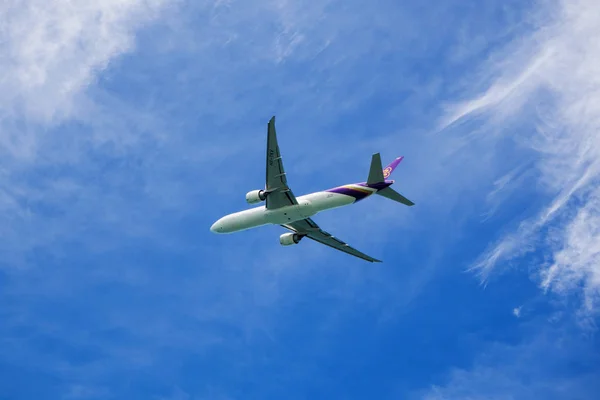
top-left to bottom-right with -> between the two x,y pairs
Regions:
265,205 -> 310,224
297,198 -> 317,218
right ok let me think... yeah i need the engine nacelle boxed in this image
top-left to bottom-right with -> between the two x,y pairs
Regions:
246,189 -> 267,204
280,233 -> 302,246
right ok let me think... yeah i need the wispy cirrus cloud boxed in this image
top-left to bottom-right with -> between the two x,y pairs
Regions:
0,0 -> 175,127
0,0 -> 181,263
443,0 -> 600,314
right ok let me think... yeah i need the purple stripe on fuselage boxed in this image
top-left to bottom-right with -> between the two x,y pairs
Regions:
326,180 -> 394,201
325,181 -> 393,202
326,187 -> 372,201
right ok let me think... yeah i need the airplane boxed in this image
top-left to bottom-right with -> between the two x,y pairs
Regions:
210,116 -> 414,262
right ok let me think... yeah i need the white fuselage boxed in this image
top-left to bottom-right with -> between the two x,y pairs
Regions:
210,190 -> 358,234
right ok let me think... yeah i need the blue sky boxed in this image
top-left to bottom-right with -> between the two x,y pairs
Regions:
1,0 -> 599,399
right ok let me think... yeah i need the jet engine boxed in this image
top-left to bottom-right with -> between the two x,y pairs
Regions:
245,189 -> 267,204
280,232 -> 302,246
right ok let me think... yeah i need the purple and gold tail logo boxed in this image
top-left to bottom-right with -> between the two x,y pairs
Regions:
382,156 -> 403,179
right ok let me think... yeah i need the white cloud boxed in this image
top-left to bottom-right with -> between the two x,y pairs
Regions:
541,186 -> 600,312
445,0 -> 600,314
0,0 -> 174,128
513,306 -> 522,317
0,0 -> 179,264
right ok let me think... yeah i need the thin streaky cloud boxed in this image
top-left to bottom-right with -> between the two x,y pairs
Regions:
442,0 -> 600,314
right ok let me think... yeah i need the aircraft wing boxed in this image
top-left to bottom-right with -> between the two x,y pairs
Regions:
281,218 -> 382,263
265,116 -> 298,210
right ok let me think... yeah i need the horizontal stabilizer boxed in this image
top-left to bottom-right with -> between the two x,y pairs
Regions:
376,187 -> 414,206
367,153 -> 385,184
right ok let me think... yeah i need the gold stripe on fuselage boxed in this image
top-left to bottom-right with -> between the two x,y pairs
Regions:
342,185 -> 374,194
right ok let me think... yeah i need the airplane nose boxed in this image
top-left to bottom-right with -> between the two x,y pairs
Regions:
210,219 -> 225,233
211,216 -> 234,234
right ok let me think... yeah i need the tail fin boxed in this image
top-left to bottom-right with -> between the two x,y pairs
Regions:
383,156 -> 404,179
377,187 -> 415,206
367,154 -> 414,206
367,153 -> 405,184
